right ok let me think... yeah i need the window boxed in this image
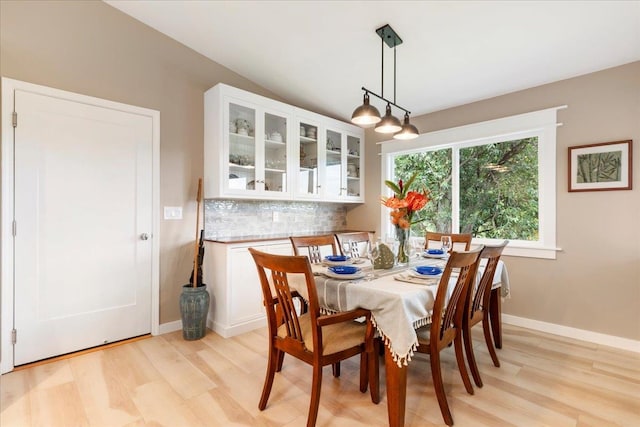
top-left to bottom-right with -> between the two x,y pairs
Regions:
381,107 -> 563,259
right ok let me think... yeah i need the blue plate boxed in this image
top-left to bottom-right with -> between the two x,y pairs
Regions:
325,255 -> 349,262
328,266 -> 361,275
414,266 -> 443,276
426,249 -> 444,255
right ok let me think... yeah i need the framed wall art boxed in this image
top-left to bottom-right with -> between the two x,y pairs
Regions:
568,140 -> 632,192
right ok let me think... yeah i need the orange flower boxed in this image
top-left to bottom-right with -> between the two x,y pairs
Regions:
405,191 -> 429,212
382,174 -> 430,230
382,196 -> 408,209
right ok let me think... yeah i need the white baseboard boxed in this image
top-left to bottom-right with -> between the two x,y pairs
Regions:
208,317 -> 266,338
502,314 -> 640,353
157,320 -> 182,335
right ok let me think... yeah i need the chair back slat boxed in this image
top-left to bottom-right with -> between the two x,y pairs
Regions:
290,235 -> 338,264
441,264 -> 471,337
249,248 -> 320,349
272,269 -> 303,341
335,232 -> 372,257
469,241 -> 508,319
431,247 -> 482,343
307,245 -> 323,264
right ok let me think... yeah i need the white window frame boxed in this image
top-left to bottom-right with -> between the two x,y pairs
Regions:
380,106 -> 565,259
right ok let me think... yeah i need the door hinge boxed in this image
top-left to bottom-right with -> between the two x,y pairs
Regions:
11,329 -> 17,345
12,220 -> 17,237
12,111 -> 17,128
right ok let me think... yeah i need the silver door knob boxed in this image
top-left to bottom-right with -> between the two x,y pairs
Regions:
140,233 -> 150,241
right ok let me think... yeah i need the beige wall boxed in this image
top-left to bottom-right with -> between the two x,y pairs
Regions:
0,0 -> 286,323
349,62 -> 640,341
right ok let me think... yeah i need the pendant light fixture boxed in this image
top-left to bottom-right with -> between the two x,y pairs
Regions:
394,113 -> 420,140
351,24 -> 419,140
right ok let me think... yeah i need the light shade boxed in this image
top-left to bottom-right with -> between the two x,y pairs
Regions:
375,104 -> 402,133
351,93 -> 381,125
393,113 -> 419,140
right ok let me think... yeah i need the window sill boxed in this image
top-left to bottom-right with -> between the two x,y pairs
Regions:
501,245 -> 560,259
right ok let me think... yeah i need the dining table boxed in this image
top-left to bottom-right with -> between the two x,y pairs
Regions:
293,252 -> 510,427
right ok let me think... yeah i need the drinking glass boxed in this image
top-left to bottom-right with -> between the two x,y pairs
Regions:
342,240 -> 353,258
404,238 -> 421,267
441,235 -> 452,253
366,240 -> 379,264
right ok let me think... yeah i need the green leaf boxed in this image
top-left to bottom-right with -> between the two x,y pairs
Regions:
403,173 -> 417,196
385,180 -> 402,195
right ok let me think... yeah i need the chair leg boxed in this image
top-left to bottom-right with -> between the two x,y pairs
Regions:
369,338 -> 380,404
332,362 -> 341,377
307,363 -> 323,427
483,317 -> 501,367
463,323 -> 483,388
275,349 -> 285,372
359,352 -> 368,393
259,345 -> 279,410
454,334 -> 474,395
430,351 -> 454,426
489,288 -> 502,349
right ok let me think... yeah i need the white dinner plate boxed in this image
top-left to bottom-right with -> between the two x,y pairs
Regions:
409,270 -> 442,280
422,251 -> 449,259
323,259 -> 355,266
394,272 -> 439,285
323,270 -> 365,280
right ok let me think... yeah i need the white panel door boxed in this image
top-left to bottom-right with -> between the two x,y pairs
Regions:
13,90 -> 153,365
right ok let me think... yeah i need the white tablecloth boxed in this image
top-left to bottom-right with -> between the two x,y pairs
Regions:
295,257 -> 509,366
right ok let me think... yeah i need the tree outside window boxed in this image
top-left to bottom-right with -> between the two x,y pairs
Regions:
392,137 -> 539,241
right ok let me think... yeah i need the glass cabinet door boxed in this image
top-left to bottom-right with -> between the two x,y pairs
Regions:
345,135 -> 361,198
263,112 -> 288,194
228,103 -> 256,192
297,121 -> 319,196
325,129 -> 343,197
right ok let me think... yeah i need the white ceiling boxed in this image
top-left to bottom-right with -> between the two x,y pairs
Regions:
105,0 -> 640,122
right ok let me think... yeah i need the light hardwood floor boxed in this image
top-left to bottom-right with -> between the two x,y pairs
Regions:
2,324 -> 639,427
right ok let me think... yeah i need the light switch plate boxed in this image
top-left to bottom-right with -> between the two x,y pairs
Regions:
164,206 -> 183,220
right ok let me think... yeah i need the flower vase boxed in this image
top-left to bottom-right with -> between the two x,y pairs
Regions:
395,226 -> 410,266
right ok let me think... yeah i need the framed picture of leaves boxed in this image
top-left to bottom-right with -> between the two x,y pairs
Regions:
568,140 -> 632,192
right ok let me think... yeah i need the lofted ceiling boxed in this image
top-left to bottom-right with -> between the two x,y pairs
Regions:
105,0 -> 640,122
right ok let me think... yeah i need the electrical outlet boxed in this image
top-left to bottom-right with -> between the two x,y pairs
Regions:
272,211 -> 280,222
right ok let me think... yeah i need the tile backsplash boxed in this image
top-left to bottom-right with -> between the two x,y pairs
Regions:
203,199 -> 347,239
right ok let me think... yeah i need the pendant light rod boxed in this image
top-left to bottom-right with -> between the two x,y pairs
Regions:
393,45 -> 397,104
381,36 -> 384,99
360,87 -> 411,115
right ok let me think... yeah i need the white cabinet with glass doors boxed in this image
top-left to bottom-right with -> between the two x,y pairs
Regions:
294,110 -> 364,202
205,83 -> 364,202
204,84 -> 293,199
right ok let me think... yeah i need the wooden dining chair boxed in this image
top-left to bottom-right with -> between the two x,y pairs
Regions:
249,248 -> 379,427
462,240 -> 508,388
290,234 -> 344,377
290,235 -> 338,264
335,231 -> 372,258
424,231 -> 473,253
414,246 -> 482,426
